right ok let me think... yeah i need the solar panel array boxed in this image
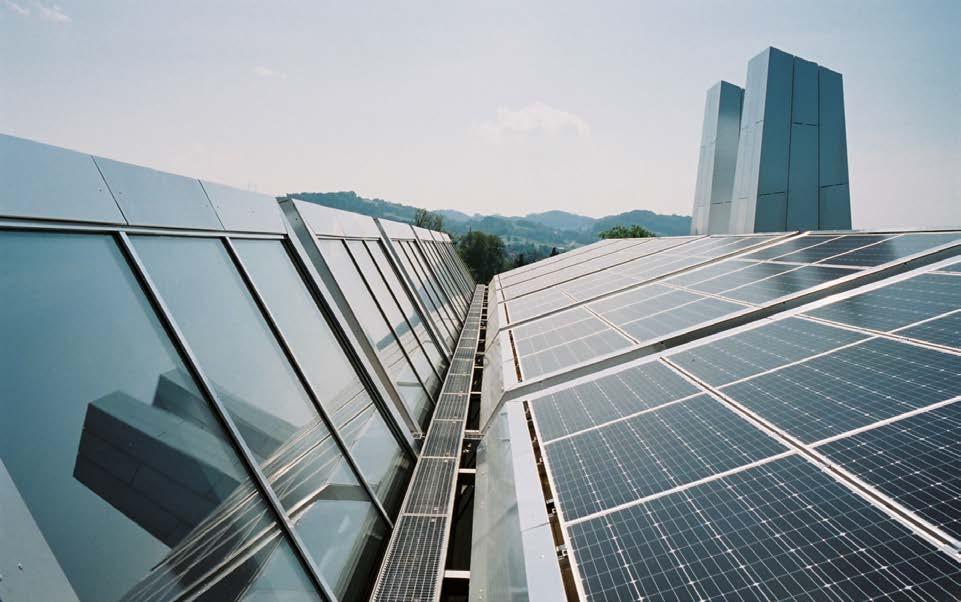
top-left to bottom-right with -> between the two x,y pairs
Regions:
493,239 -> 961,600
496,231 -> 961,382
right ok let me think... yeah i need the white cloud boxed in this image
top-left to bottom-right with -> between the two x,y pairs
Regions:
3,0 -> 30,16
253,65 -> 274,78
474,102 -> 590,142
34,2 -> 70,23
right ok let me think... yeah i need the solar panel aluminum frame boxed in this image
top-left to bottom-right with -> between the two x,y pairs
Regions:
486,232 -> 961,432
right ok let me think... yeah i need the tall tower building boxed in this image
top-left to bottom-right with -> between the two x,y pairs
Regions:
691,47 -> 851,234
728,47 -> 851,233
691,81 -> 744,235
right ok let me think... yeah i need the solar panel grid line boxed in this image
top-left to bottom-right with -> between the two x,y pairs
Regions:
501,233 -> 796,330
499,238 -> 653,292
580,304 -> 640,344
501,237 -> 706,302
809,394 -> 961,449
659,280 -> 761,308
896,311 -> 961,352
564,450 -> 797,527
539,389 -> 705,444
801,313 -> 961,360
816,233 -> 961,269
662,356 -> 961,556
526,399 -> 592,602
497,239 -> 625,285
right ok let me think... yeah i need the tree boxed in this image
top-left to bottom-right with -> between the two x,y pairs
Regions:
457,231 -> 506,283
549,246 -> 559,256
597,224 -> 656,239
414,208 -> 444,231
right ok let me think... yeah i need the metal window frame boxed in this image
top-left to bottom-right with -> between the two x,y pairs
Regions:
398,239 -> 462,329
115,231 -> 340,602
408,237 -> 467,318
420,238 -> 469,311
391,239 -> 459,345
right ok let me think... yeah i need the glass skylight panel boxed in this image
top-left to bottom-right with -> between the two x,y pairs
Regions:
393,241 -> 458,348
317,239 -> 434,427
420,241 -> 468,311
568,456 -> 961,602
544,394 -> 787,520
817,401 -> 961,540
234,239 -> 413,515
721,338 -> 961,443
669,317 -> 869,386
401,240 -> 464,324
825,232 -> 961,267
531,361 -> 699,441
805,272 -> 961,332
0,231 -> 296,601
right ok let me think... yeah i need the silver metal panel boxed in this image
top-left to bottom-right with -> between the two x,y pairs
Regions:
0,134 -> 126,224
753,192 -> 788,233
820,184 -> 852,230
756,47 -> 793,197
94,156 -> 223,230
201,180 -> 286,233
692,82 -> 743,235
288,198 -> 381,238
818,67 -> 849,188
786,124 -> 819,230
792,57 -> 819,126
380,218 -> 417,240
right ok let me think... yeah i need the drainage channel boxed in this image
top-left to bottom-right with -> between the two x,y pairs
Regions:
371,285 -> 487,602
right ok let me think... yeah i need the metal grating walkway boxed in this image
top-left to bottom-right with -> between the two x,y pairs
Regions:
371,284 -> 486,602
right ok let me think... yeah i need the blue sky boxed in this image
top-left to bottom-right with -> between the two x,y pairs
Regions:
1,1 -> 958,227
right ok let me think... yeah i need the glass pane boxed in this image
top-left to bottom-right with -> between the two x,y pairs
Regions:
423,241 -> 468,310
344,240 -> 440,393
317,238 -> 433,427
399,240 -> 460,333
392,240 -> 458,348
363,240 -> 448,372
195,535 -> 322,602
405,240 -> 464,322
133,236 -> 390,596
0,231 -> 303,601
233,239 -> 412,515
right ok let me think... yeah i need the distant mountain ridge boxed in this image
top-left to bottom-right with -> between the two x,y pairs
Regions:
288,191 -> 691,258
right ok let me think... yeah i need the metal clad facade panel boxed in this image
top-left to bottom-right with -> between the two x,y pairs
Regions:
0,134 -> 126,224
202,180 -> 286,233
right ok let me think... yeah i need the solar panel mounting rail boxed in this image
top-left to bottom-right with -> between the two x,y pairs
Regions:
371,284 -> 487,602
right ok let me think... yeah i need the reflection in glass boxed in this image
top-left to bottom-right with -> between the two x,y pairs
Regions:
398,241 -> 460,340
317,239 -> 434,427
403,239 -> 465,324
0,231 -> 312,601
133,236 -> 389,597
233,239 -> 412,515
421,241 -> 468,311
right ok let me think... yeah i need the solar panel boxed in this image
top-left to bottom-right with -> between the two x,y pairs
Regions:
940,262 -> 961,274
721,338 -> 961,443
543,394 -> 787,520
568,455 -> 961,602
805,273 -> 961,332
669,317 -> 869,386
768,234 -> 892,264
616,296 -> 748,341
741,234 -> 841,260
817,401 -> 961,540
520,328 -> 633,379
900,312 -> 961,349
722,265 -> 856,304
685,261 -> 798,294
826,232 -> 961,267
531,361 -> 699,441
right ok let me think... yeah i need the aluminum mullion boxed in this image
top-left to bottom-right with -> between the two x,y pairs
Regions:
403,242 -> 461,329
115,231 -> 339,602
416,238 -> 467,315
0,218 -> 285,239
223,237 -> 395,528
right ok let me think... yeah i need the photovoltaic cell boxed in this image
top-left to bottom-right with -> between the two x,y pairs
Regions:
770,234 -> 892,264
900,312 -> 961,350
544,394 -> 787,520
686,262 -> 798,294
617,296 -> 747,341
520,328 -> 632,379
741,235 -> 840,261
940,262 -> 961,274
826,233 -> 961,267
722,338 -> 961,443
669,317 -> 869,386
531,361 -> 699,441
818,401 -> 961,541
723,265 -> 855,305
568,455 -> 961,602
805,273 -> 961,332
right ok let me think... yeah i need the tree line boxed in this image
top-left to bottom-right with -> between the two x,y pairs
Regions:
415,209 -> 655,284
